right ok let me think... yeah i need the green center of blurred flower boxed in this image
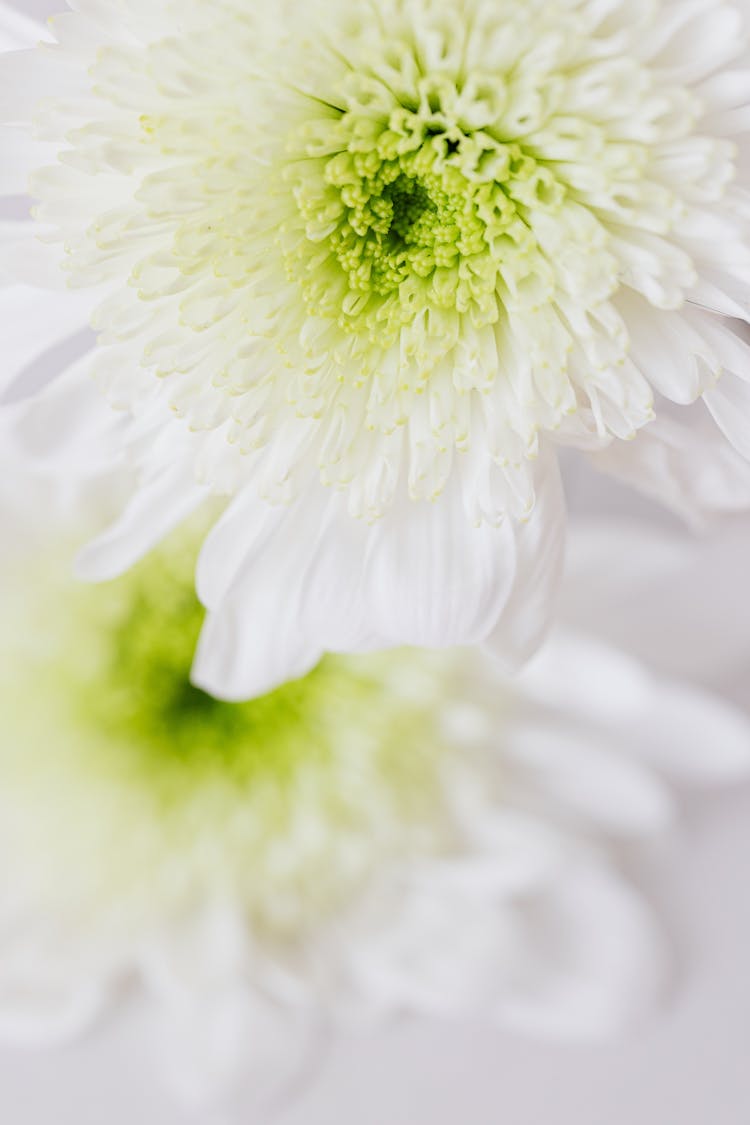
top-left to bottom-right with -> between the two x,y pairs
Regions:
83,553 -> 337,788
55,545 -> 433,814
2,528 -> 449,821
0,533 -> 474,934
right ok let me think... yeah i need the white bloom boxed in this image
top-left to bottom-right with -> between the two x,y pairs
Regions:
0,479 -> 748,1118
2,0 -> 750,693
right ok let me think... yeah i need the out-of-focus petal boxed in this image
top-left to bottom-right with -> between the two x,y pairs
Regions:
496,864 -> 667,1040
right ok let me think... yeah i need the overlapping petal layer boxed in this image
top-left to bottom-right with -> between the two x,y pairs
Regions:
2,0 -> 750,690
1,480 -> 748,1113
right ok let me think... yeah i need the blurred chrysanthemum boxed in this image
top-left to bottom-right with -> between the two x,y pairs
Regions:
2,0 -> 750,694
1,480 -> 749,1118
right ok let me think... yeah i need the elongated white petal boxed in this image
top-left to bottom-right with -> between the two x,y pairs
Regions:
592,403 -> 750,527
138,906 -> 325,1114
0,283 -> 93,401
362,480 -> 518,648
483,452 -> 566,667
704,373 -> 750,460
0,2 -> 47,52
343,876 -> 523,1017
615,294 -> 721,405
76,459 -> 208,581
560,515 -> 750,690
521,626 -> 750,785
619,682 -> 750,782
0,126 -> 57,195
504,722 -> 675,836
520,632 -> 655,722
2,352 -> 124,472
0,924 -> 107,1048
191,505 -> 327,699
195,488 -> 291,611
0,230 -> 77,290
191,599 -> 323,702
496,864 -> 666,1039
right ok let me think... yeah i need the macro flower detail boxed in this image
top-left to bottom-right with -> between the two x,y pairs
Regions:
13,0 -> 748,514
2,489 -> 749,1118
3,0 -> 750,693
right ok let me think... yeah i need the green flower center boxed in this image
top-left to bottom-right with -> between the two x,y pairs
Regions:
82,551 -> 339,790
2,528 -> 446,816
283,81 -> 566,346
1,532 -> 456,934
65,547 -> 431,805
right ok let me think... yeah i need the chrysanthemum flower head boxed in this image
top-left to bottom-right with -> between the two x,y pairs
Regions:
3,493 -> 750,1117
3,0 -> 750,694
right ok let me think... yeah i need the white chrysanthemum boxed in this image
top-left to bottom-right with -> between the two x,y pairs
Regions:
1,482 -> 749,1118
3,0 -> 750,695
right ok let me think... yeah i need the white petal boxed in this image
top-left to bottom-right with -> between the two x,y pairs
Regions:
343,877 -> 522,1018
560,514 -> 750,690
192,590 -> 323,702
138,905 -> 324,1115
196,458 -> 565,696
688,313 -> 750,377
76,458 -> 208,582
496,863 -> 666,1040
619,681 -> 750,783
0,923 -> 107,1048
643,2 -> 746,84
614,295 -> 720,405
0,283 -> 93,402
191,497 -> 329,699
518,632 -> 654,723
0,48 -> 81,123
297,505 -> 381,653
483,450 -> 567,668
524,598 -> 750,783
424,800 -> 566,898
504,721 -> 675,836
0,230 -> 73,290
689,273 -> 750,321
0,2 -> 48,52
704,373 -> 750,461
0,975 -> 104,1048
591,402 -> 750,527
195,487 -> 289,611
361,478 -> 518,648
194,487 -> 379,699
2,351 -> 124,473
0,126 -> 57,195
